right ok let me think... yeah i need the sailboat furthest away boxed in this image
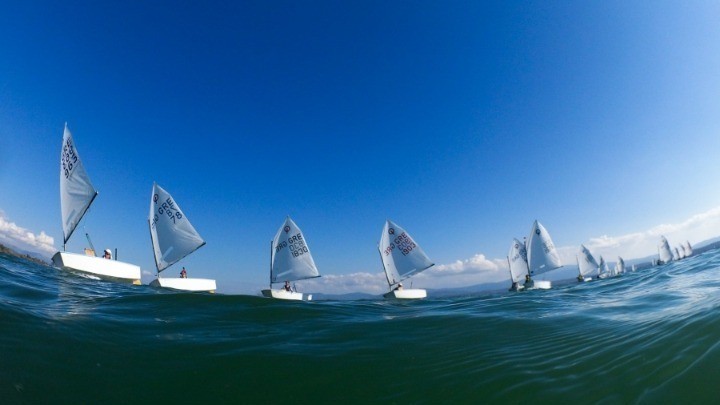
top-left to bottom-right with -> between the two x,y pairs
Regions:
51,123 -> 141,284
148,182 -> 216,292
379,220 -> 434,299
525,220 -> 562,289
262,216 -> 320,301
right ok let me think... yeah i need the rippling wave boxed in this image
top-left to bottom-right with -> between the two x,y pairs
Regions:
2,249 -> 720,403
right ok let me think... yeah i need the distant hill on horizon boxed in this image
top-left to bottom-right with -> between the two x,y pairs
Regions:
0,243 -> 50,266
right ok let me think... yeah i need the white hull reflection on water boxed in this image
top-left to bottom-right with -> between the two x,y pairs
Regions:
2,249 -> 720,402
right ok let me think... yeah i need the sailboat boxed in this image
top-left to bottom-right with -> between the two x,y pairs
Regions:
51,124 -> 141,284
685,241 -> 693,257
148,182 -> 216,292
379,220 -> 434,299
262,216 -> 320,301
507,238 -> 529,291
597,256 -> 610,279
576,244 -> 599,282
658,235 -> 673,265
614,256 -> 625,276
526,220 -> 562,289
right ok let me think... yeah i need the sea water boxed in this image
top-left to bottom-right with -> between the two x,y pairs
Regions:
2,249 -> 720,403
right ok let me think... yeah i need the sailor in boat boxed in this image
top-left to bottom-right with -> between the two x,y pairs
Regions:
180,267 -> 187,278
393,283 -> 403,291
103,249 -> 112,260
523,274 -> 532,289
284,281 -> 292,292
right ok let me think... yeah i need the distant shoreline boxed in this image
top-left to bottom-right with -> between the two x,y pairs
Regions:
0,243 -> 50,266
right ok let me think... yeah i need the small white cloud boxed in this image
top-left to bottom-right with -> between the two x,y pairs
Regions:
0,212 -> 56,259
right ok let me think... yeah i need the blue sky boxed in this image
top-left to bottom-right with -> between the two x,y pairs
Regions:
2,1 -> 720,294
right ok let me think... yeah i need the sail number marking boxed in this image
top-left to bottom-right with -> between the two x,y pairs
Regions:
61,138 -> 79,179
383,232 -> 416,256
276,233 -> 308,257
150,197 -> 183,228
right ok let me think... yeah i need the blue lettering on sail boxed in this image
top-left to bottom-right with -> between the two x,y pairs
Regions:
393,232 -> 417,256
151,197 -> 183,227
276,233 -> 308,257
61,138 -> 79,179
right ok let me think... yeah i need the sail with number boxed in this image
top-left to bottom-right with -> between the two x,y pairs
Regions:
577,244 -> 599,279
658,236 -> 673,263
527,220 -> 562,276
60,123 -> 98,246
379,220 -> 434,287
270,216 -> 320,283
148,183 -> 206,272
508,238 -> 529,283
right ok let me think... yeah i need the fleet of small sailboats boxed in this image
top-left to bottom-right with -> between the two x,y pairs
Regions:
148,182 -> 217,293
48,123 -> 700,297
51,124 -> 142,284
378,220 -> 434,299
261,216 -> 320,301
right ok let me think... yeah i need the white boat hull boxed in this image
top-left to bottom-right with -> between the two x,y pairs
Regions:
383,288 -> 427,299
525,280 -> 552,290
261,289 -> 311,301
149,277 -> 216,293
52,251 -> 141,284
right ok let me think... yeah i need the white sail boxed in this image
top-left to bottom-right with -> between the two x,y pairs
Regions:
615,256 -> 625,275
507,238 -> 529,283
271,216 -> 320,283
658,236 -> 673,263
527,220 -> 562,276
598,256 -> 609,278
148,183 -> 206,272
59,123 -> 98,245
685,241 -> 693,256
379,220 -> 434,287
577,244 -> 599,278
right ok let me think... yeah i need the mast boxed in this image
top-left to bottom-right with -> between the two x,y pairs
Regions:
379,244 -> 393,288
148,217 -> 160,276
576,255 -> 580,278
